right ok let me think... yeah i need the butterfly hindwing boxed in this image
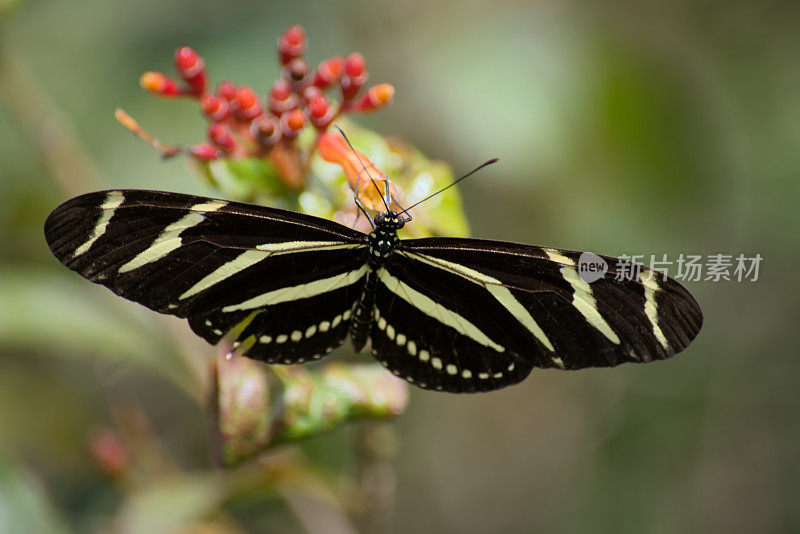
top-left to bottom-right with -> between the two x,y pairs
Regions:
44,190 -> 369,363
368,256 -> 535,392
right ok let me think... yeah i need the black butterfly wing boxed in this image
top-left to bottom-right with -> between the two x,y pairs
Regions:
44,190 -> 369,363
369,258 -> 534,392
367,238 -> 702,393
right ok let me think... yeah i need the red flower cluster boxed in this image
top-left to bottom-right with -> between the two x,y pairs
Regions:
130,25 -> 394,189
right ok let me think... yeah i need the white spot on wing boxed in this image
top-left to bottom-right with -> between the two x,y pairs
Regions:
544,248 -> 575,266
640,272 -> 670,350
222,265 -> 368,312
189,200 -> 227,212
73,191 -> 125,257
119,210 -> 206,273
560,266 -> 620,345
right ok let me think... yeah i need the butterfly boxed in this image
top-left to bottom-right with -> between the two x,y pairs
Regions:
44,173 -> 702,393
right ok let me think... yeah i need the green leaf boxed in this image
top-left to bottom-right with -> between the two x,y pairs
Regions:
0,455 -> 70,534
403,160 -> 470,238
201,158 -> 291,206
0,267 -> 197,393
113,473 -> 226,534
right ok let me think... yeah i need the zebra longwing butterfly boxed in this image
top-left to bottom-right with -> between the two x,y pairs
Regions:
44,188 -> 702,393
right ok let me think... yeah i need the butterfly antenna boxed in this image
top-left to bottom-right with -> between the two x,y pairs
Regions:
398,158 -> 498,217
335,126 -> 391,212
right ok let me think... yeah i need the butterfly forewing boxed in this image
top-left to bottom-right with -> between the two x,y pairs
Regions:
44,190 -> 369,363
398,238 -> 702,373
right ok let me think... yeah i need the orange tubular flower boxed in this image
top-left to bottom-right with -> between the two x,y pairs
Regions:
317,132 -> 397,210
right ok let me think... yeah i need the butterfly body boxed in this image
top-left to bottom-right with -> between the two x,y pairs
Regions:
44,190 -> 702,393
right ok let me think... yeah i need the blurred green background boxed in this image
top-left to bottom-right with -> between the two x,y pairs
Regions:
1,1 -> 798,532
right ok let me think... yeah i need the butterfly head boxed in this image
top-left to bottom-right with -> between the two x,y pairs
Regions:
373,210 -> 405,231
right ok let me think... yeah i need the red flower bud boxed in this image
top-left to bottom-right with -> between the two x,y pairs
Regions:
217,80 -> 237,102
207,123 -> 236,151
278,24 -> 306,65
308,95 -> 334,130
341,53 -> 368,101
140,71 -> 181,96
280,109 -> 305,139
302,85 -> 323,103
231,86 -> 263,121
345,53 -> 366,77
251,115 -> 281,148
200,94 -> 230,122
88,428 -> 129,478
313,56 -> 344,89
174,46 -> 207,96
352,83 -> 395,112
269,79 -> 297,116
190,142 -> 221,160
308,95 -> 329,118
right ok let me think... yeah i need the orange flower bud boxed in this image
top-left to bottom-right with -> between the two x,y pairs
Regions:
231,86 -> 262,121
352,84 -> 395,112
140,71 -> 181,96
174,46 -> 207,96
313,56 -> 344,89
308,95 -> 334,130
317,133 -> 396,210
281,109 -> 305,139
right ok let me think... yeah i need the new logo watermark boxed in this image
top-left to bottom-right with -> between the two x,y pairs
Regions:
578,252 -> 608,283
574,252 -> 762,283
